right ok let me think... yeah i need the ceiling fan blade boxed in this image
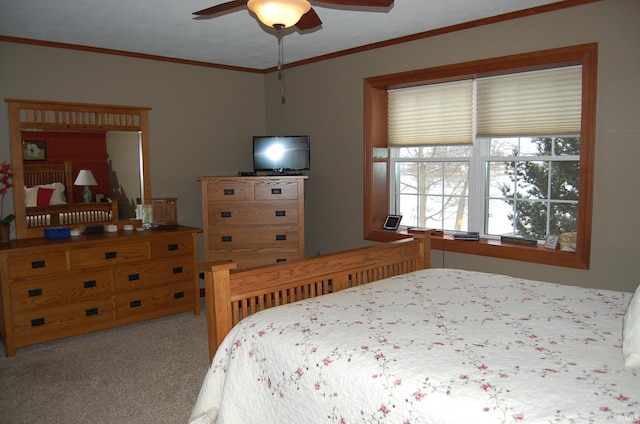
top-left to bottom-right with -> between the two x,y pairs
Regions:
295,8 -> 322,31
193,0 -> 248,17
314,0 -> 393,7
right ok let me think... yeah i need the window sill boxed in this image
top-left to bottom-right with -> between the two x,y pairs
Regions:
366,230 -> 588,270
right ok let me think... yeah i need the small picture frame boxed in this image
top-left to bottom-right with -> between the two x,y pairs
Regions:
95,194 -> 104,203
383,214 -> 402,231
23,141 -> 46,161
544,234 -> 559,249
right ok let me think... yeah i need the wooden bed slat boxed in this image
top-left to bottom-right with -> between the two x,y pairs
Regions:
200,230 -> 432,361
25,201 -> 118,227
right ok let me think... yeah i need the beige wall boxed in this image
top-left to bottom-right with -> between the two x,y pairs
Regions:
1,0 -> 638,292
264,0 -> 640,292
0,42 -> 266,254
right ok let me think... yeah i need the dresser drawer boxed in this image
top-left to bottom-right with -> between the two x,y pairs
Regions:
149,235 -> 194,259
209,202 -> 299,226
209,227 -> 299,250
254,181 -> 299,200
69,242 -> 149,269
113,259 -> 195,291
10,269 -> 113,310
208,250 -> 301,268
7,251 -> 68,279
206,179 -> 254,201
115,281 -> 195,319
13,297 -> 114,344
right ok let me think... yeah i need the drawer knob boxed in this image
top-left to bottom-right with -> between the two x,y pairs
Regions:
128,273 -> 140,281
31,260 -> 46,269
275,210 -> 286,217
276,258 -> 287,263
271,188 -> 282,195
130,300 -> 142,308
167,243 -> 179,251
276,234 -> 287,241
85,308 -> 99,316
174,291 -> 185,299
28,288 -> 43,297
221,211 -> 232,218
84,280 -> 97,289
31,317 -> 45,327
173,266 -> 183,274
221,236 -> 232,242
105,251 -> 117,259
223,188 -> 235,195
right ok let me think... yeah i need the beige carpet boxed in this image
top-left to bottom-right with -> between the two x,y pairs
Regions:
0,299 -> 210,424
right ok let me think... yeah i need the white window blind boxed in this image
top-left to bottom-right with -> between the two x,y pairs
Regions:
388,79 -> 475,146
387,65 -> 582,146
476,66 -> 582,137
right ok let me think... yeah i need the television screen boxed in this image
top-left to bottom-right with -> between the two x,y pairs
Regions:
253,135 -> 310,173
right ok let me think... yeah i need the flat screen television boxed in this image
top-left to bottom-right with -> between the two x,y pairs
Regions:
253,135 -> 310,174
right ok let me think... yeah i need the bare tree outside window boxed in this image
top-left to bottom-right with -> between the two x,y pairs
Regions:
395,146 -> 470,231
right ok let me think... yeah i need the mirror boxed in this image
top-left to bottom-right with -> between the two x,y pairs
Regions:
21,130 -> 143,219
104,131 -> 143,219
7,99 -> 152,239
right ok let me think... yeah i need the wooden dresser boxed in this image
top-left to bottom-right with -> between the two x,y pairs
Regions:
199,176 -> 306,269
0,226 -> 200,356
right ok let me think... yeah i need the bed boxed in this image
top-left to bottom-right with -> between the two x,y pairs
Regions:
23,161 -> 119,233
191,231 -> 640,423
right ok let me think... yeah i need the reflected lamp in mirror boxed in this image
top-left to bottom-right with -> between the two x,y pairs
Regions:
73,169 -> 98,203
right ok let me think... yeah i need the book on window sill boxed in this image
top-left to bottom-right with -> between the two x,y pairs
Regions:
408,228 -> 444,237
452,231 -> 480,241
500,234 -> 538,247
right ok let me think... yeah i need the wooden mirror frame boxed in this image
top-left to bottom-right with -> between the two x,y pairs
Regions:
6,99 -> 152,239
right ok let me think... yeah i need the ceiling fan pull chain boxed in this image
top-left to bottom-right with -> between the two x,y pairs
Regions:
276,24 -> 286,104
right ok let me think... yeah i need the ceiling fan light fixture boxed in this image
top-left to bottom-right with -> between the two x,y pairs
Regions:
247,0 -> 311,28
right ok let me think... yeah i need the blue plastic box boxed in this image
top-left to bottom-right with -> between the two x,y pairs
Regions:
44,227 -> 71,239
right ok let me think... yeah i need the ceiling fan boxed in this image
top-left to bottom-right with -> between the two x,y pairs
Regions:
193,0 -> 394,31
194,0 -> 393,103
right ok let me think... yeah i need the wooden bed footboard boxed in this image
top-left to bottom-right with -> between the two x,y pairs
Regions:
200,229 -> 432,361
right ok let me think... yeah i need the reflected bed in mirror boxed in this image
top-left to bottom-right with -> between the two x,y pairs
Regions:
23,161 -> 119,230
7,99 -> 152,239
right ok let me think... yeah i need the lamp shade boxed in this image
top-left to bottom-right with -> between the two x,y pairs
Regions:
73,169 -> 97,186
247,0 -> 311,28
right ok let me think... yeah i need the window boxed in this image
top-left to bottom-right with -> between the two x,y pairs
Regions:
364,44 -> 597,269
392,136 -> 581,239
484,137 -> 580,240
392,145 -> 472,231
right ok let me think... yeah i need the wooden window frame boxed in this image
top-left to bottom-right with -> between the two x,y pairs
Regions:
363,43 -> 598,269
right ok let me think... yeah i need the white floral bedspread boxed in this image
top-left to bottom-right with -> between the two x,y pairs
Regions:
189,268 -> 640,423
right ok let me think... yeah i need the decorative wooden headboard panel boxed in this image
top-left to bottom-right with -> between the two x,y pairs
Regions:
23,161 -> 74,203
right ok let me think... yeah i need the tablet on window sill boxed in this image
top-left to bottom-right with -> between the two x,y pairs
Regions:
383,214 -> 402,231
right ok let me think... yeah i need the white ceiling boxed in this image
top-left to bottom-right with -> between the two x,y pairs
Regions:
0,0 -> 566,71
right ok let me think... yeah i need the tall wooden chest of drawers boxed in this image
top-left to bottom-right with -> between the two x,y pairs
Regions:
199,176 -> 306,269
0,226 -> 201,356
